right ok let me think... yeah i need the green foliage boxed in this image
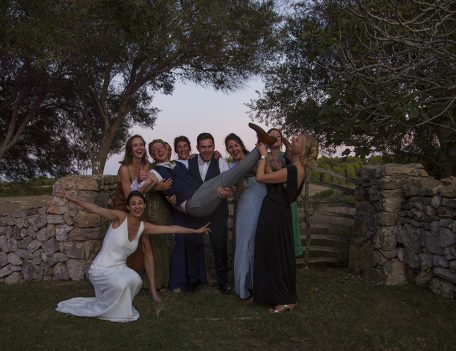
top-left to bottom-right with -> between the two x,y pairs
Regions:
251,0 -> 456,178
1,0 -> 280,177
0,177 -> 54,197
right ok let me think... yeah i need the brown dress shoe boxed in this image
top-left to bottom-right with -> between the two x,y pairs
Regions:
248,123 -> 277,147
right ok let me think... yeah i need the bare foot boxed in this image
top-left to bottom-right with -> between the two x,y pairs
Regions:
268,304 -> 296,314
150,289 -> 161,303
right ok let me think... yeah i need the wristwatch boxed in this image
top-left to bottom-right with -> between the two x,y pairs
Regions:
260,155 -> 267,160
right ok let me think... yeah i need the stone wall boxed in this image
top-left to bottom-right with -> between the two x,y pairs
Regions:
0,176 -> 117,284
349,164 -> 456,298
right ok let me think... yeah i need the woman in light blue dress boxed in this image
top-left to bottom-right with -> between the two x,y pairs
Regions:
225,133 -> 267,300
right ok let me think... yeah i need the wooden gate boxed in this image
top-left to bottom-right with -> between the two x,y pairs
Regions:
297,167 -> 356,266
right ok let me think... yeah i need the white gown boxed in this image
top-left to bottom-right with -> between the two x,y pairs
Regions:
56,217 -> 144,322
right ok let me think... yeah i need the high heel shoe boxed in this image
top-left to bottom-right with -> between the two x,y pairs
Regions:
248,123 -> 277,147
268,304 -> 296,314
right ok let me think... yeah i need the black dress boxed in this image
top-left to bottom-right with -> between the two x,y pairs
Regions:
253,165 -> 303,305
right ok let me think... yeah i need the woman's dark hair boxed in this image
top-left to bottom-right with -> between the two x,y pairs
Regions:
127,191 -> 147,206
174,135 -> 191,151
225,133 -> 249,155
119,135 -> 147,166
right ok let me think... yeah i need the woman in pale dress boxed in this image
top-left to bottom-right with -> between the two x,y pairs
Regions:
56,189 -> 209,323
225,133 -> 266,301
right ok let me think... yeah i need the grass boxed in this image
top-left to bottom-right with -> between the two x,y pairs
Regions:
1,267 -> 455,351
0,177 -> 54,197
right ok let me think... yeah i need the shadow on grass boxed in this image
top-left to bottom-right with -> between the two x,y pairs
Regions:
1,267 -> 455,351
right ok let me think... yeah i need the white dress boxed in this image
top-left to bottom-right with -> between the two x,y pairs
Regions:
56,217 -> 144,322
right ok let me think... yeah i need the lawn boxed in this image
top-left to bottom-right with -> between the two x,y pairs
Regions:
1,267 -> 455,351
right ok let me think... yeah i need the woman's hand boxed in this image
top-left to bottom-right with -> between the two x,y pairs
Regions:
138,169 -> 148,182
256,143 -> 268,157
195,223 -> 211,234
269,158 -> 283,171
154,178 -> 173,191
217,186 -> 234,199
166,195 -> 177,206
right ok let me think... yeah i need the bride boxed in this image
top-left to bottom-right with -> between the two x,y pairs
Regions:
55,189 -> 209,322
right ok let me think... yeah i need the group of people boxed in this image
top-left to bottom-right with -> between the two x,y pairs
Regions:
55,123 -> 319,322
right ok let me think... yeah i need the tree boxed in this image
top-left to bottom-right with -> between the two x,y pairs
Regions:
1,0 -> 280,177
250,0 -> 456,177
62,0 -> 280,174
0,0 -> 81,179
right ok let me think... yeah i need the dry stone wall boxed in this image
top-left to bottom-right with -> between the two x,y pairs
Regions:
0,176 -> 117,284
349,164 -> 456,298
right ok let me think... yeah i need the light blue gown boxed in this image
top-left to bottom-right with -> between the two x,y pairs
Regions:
233,171 -> 267,299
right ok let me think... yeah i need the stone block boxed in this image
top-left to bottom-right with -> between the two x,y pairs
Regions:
439,183 -> 456,198
425,230 -> 444,255
442,198 -> 456,209
433,267 -> 456,284
372,250 -> 388,267
415,271 -> 433,286
403,249 -> 420,269
22,262 -> 43,281
12,210 -> 26,218
431,196 -> 442,209
36,227 -> 48,242
0,215 -> 14,226
7,253 -> 23,266
68,228 -> 103,241
46,215 -> 65,225
15,249 -> 32,260
385,259 -> 406,286
433,255 -> 449,268
450,261 -> 456,273
0,252 -> 8,267
380,197 -> 402,213
53,262 -> 70,280
373,227 -> 397,251
60,175 -> 102,191
66,259 -> 86,280
430,278 -> 454,298
55,225 -> 72,241
27,239 -> 42,254
375,212 -> 398,226
28,214 -> 47,231
74,213 -> 100,228
444,246 -> 456,260
439,228 -> 456,247
397,224 -> 422,252
53,252 -> 67,263
63,241 -> 85,259
44,238 -> 59,255
5,271 -> 22,284
382,163 -> 428,177
0,226 -> 12,237
84,240 -> 102,260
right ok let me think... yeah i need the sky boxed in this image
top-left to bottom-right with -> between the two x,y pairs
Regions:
103,78 -> 273,175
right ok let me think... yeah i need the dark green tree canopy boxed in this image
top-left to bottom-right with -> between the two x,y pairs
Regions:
1,0 -> 279,178
250,0 -> 456,177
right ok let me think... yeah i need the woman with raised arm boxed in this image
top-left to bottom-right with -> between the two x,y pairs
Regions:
55,189 -> 209,322
267,128 -> 303,257
113,134 -> 169,302
253,133 -> 318,313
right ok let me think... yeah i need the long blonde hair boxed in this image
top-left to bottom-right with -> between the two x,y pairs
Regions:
300,133 -> 319,170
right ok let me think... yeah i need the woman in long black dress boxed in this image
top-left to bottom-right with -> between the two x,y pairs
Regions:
253,133 -> 318,313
